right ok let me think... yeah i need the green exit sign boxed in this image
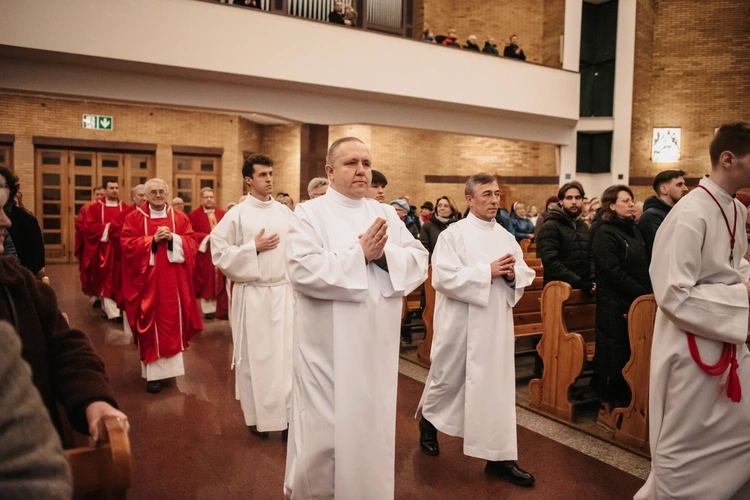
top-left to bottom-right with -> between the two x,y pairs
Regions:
82,114 -> 113,131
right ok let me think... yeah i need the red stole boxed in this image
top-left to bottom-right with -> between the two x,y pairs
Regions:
121,204 -> 202,363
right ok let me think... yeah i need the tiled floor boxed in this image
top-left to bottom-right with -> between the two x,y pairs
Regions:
49,263 -> 647,499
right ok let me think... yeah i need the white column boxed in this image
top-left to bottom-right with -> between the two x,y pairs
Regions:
610,0 -> 637,186
558,128 -> 578,187
563,0 -> 583,72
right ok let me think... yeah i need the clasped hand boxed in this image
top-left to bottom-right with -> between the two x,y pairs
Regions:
490,253 -> 515,281
153,226 -> 172,242
359,217 -> 388,262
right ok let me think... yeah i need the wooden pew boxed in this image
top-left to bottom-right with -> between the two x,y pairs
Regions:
66,416 -> 132,499
611,294 -> 657,451
519,238 -> 532,253
528,281 -> 596,421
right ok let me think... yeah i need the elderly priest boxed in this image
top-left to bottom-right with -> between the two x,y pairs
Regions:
121,178 -> 202,393
283,137 -> 428,499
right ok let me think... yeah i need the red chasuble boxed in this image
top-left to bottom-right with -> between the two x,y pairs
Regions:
187,206 -> 228,319
75,202 -> 96,296
108,203 -> 137,308
121,205 -> 202,364
82,199 -> 124,298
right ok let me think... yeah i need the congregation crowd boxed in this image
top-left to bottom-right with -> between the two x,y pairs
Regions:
2,123 -> 750,499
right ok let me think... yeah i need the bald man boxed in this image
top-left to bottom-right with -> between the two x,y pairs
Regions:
171,197 -> 185,212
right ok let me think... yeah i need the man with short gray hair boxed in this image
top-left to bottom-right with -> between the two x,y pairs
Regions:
121,178 -> 202,393
417,172 -> 536,487
307,177 -> 329,200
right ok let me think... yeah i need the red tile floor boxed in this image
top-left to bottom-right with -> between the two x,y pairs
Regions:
49,264 -> 644,499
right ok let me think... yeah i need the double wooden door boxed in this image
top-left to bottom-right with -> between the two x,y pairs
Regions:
35,149 -> 155,263
172,155 -> 220,214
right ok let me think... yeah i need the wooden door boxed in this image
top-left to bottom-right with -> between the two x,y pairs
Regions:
0,144 -> 12,170
172,156 -> 220,214
35,149 -> 69,263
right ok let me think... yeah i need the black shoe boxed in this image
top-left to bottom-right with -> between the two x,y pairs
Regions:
204,313 -> 215,320
419,416 -> 439,456
249,426 -> 269,439
92,299 -> 102,309
146,380 -> 164,394
281,429 -> 289,443
485,461 -> 535,487
109,316 -> 123,324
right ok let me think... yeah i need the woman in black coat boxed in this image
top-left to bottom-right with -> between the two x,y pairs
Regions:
590,185 -> 651,416
419,196 -> 461,261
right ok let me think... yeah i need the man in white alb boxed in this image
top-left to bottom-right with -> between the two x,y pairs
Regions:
211,154 -> 293,439
636,122 -> 750,499
283,137 -> 428,499
416,172 -> 536,486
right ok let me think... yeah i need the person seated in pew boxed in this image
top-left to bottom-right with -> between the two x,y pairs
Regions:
536,181 -> 595,294
533,195 -> 558,240
416,173 -> 536,487
636,123 -> 750,500
0,185 -> 129,445
590,185 -> 651,431
509,201 -> 535,243
419,195 -> 461,261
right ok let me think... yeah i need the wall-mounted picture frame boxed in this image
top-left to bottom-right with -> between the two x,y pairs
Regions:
651,128 -> 681,162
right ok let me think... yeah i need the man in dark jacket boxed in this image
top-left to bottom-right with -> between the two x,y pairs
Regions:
503,35 -> 526,60
328,1 -> 347,25
536,181 -> 595,293
464,35 -> 480,51
638,169 -> 688,260
0,167 -> 45,276
482,36 -> 499,56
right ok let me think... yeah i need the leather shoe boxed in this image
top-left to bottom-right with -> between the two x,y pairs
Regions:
281,429 -> 289,443
419,416 -> 439,456
92,299 -> 102,309
485,460 -> 535,486
204,313 -> 215,320
249,426 -> 269,439
146,380 -> 164,394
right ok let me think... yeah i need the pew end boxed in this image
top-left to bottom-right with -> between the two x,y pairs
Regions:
529,281 -> 596,422
612,294 -> 657,452
417,266 -> 435,368
65,415 -> 132,499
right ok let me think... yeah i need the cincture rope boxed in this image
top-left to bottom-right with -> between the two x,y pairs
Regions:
686,185 -> 741,403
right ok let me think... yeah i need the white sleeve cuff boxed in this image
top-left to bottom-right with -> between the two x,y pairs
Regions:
199,235 -> 210,253
168,234 -> 185,264
100,223 -> 111,242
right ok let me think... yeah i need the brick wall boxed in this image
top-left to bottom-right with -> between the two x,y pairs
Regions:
236,117 -> 262,200
328,124 -> 558,213
261,124 -> 302,204
0,92 -> 247,209
419,0 -> 566,66
629,0 -> 750,179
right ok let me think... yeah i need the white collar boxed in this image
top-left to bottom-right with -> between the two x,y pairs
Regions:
700,176 -> 735,204
203,208 -> 215,214
467,211 -> 496,229
150,205 -> 167,218
328,187 -> 364,208
105,198 -> 119,207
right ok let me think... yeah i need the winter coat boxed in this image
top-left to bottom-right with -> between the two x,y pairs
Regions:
419,214 -> 460,261
464,41 -> 480,51
510,213 -> 534,242
482,42 -> 499,56
536,206 -> 594,290
638,195 -> 672,261
591,216 -> 652,382
0,257 -> 118,440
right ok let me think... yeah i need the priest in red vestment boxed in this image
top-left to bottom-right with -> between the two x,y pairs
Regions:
81,181 -> 125,321
110,184 -> 146,334
75,186 -> 105,297
188,187 -> 228,320
121,178 -> 202,393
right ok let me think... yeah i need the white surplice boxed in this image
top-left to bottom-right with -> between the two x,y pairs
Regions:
210,195 -> 293,432
636,176 -> 750,500
283,187 -> 428,500
417,213 -> 535,461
